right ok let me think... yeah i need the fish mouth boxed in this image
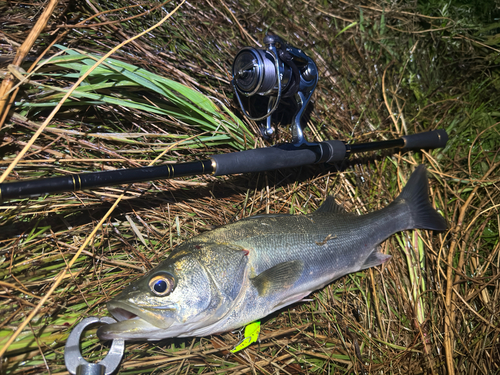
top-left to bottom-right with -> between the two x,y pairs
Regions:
97,301 -> 175,341
109,306 -> 138,321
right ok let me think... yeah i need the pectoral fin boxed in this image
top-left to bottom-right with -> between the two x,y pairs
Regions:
251,260 -> 304,297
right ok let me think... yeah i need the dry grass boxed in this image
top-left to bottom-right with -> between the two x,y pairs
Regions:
0,0 -> 499,374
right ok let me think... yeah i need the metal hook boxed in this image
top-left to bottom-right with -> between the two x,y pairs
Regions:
65,317 -> 125,375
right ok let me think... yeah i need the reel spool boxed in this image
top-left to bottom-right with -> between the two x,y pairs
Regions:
231,35 -> 318,145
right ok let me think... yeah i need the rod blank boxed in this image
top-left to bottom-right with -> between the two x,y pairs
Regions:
0,161 -> 213,200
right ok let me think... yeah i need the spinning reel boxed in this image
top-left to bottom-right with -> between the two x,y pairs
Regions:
232,35 -> 318,145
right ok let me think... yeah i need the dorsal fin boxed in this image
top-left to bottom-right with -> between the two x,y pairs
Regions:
313,196 -> 349,214
243,214 -> 292,220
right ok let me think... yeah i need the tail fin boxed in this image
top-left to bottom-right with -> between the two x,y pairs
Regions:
392,165 -> 447,231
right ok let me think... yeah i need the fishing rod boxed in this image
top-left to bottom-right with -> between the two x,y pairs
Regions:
0,129 -> 447,201
0,35 -> 448,201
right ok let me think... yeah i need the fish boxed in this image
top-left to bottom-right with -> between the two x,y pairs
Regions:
97,165 -> 446,341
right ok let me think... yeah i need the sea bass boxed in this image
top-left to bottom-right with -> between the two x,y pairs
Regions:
98,165 -> 446,341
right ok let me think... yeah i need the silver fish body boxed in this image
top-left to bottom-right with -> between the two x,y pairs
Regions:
98,165 -> 446,340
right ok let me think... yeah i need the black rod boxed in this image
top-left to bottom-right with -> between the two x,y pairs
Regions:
0,129 -> 448,201
0,160 -> 214,200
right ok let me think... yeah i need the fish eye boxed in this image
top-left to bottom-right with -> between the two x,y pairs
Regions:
149,274 -> 175,296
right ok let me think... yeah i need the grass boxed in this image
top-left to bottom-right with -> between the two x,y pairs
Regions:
17,46 -> 253,151
0,0 -> 499,374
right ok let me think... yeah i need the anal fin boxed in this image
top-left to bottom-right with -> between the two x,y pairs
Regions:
360,250 -> 391,270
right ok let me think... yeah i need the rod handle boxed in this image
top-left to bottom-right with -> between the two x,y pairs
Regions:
401,129 -> 448,150
211,141 -> 347,175
212,144 -> 316,175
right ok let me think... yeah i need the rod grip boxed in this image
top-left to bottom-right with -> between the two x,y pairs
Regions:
211,141 -> 347,176
212,144 -> 317,175
401,129 -> 448,150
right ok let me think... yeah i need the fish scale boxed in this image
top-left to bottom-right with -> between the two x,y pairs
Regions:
98,165 -> 447,341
